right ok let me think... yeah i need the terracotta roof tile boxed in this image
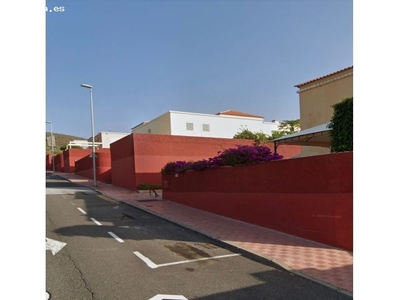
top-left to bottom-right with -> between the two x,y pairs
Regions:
216,110 -> 264,119
295,66 -> 353,88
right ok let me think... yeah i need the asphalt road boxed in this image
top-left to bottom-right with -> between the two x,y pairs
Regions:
46,173 -> 352,300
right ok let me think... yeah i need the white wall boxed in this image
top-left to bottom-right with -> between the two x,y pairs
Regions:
97,132 -> 130,148
131,112 -> 171,135
169,111 -> 279,138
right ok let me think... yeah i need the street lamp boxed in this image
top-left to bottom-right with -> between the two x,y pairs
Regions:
46,121 -> 55,173
81,83 -> 97,187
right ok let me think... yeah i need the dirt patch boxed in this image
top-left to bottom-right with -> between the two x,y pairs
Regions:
196,242 -> 219,250
164,242 -> 211,260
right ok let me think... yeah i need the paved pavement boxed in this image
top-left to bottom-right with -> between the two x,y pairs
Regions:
51,172 -> 353,297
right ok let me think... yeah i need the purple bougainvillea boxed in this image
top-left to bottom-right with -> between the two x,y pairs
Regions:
161,145 -> 283,174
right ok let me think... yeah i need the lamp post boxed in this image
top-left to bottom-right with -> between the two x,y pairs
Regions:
46,121 -> 55,173
81,83 -> 97,187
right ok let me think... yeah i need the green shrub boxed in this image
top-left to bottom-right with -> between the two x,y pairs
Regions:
328,97 -> 353,152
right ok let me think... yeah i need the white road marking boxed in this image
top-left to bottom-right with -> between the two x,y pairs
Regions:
108,231 -> 124,243
46,238 -> 67,255
77,207 -> 87,214
90,218 -> 102,226
133,251 -> 240,269
157,253 -> 240,268
149,294 -> 188,300
133,251 -> 158,269
69,200 -> 76,205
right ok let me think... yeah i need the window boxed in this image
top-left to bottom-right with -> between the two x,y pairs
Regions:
186,122 -> 194,131
202,124 -> 210,132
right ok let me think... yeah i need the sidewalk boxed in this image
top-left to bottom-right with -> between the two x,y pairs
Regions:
53,172 -> 353,296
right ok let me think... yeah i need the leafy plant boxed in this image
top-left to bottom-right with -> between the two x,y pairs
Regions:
328,97 -> 353,152
233,120 -> 300,144
233,126 -> 269,145
277,119 -> 300,135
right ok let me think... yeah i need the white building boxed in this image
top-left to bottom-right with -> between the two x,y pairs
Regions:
131,110 -> 280,139
88,131 -> 130,148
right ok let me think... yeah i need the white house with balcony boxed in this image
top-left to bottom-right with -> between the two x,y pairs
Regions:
131,110 -> 280,139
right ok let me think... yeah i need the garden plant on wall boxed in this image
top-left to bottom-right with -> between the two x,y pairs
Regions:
161,145 -> 283,174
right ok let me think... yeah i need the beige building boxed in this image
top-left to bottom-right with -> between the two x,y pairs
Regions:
296,66 -> 353,129
294,66 -> 353,156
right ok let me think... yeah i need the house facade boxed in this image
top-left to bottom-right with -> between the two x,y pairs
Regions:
295,66 -> 353,156
131,110 -> 280,139
88,131 -> 130,149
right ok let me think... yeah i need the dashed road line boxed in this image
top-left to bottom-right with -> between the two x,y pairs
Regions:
77,207 -> 87,215
133,251 -> 240,269
90,218 -> 102,226
108,231 -> 124,243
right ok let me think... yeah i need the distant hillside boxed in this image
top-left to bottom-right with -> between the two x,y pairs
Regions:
45,132 -> 86,155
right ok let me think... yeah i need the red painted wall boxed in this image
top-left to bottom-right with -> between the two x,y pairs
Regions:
55,153 -> 64,172
63,149 -> 92,173
46,154 -> 52,171
162,152 -> 353,251
110,133 -> 301,191
75,149 -> 112,183
110,134 -> 136,190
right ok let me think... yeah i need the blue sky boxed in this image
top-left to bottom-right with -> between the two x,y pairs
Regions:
46,0 -> 353,138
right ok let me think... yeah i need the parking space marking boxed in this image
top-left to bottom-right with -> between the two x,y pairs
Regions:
149,294 -> 188,300
157,253 -> 240,267
90,218 -> 102,226
108,231 -> 124,243
133,251 -> 240,269
69,200 -> 76,205
77,207 -> 87,215
134,251 -> 158,269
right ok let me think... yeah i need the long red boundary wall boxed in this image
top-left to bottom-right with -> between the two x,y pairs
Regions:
110,133 -> 301,191
46,154 -> 52,171
75,149 -> 112,183
63,149 -> 92,173
162,152 -> 353,251
55,153 -> 64,172
110,134 -> 136,190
